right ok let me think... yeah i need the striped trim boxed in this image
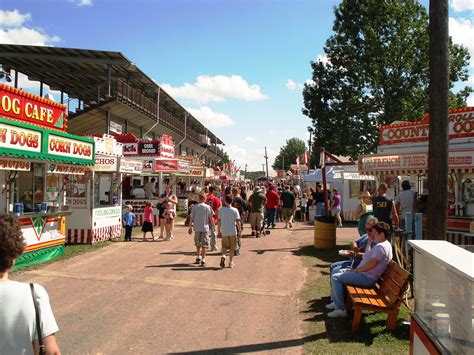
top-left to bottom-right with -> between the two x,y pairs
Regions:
446,231 -> 474,246
67,224 -> 122,244
24,238 -> 65,252
343,210 -> 357,222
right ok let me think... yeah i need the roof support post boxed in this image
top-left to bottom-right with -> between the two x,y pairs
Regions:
124,119 -> 128,133
156,87 -> 160,123
39,82 -> 43,97
140,126 -> 144,139
14,70 -> 18,88
60,91 -> 64,104
107,64 -> 112,97
105,109 -> 110,134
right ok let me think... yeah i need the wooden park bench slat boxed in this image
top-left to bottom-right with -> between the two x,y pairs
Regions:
345,261 -> 410,332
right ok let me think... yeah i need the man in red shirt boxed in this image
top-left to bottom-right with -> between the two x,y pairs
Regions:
205,185 -> 222,251
265,184 -> 280,228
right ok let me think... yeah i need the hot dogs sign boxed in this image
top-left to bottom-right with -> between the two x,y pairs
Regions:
0,83 -> 66,131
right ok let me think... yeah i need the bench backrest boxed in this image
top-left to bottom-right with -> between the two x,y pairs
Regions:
376,261 -> 410,307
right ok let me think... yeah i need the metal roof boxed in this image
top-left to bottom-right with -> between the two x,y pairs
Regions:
0,44 -> 223,144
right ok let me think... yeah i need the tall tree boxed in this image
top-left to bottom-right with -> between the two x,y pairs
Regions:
216,152 -> 230,167
272,138 -> 306,171
302,0 -> 472,159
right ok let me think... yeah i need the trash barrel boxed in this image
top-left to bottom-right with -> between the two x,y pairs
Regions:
314,216 -> 336,249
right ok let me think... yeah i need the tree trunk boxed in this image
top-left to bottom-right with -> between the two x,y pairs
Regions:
426,0 -> 449,240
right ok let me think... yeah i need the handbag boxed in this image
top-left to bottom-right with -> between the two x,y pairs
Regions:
30,283 -> 45,355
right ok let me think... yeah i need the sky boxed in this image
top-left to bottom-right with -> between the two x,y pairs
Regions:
0,0 -> 473,173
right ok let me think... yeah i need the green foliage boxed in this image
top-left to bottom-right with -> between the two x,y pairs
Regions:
303,0 -> 472,160
272,137 -> 306,171
242,170 -> 266,182
217,152 -> 230,167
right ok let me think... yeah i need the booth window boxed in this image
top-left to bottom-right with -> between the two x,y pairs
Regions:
94,173 -> 119,207
12,163 -> 45,213
349,180 -> 376,198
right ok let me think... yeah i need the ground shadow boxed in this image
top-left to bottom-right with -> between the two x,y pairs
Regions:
159,251 -> 196,256
293,245 -> 349,264
171,267 -> 222,271
169,334 -> 324,354
145,263 -> 192,268
249,247 -> 298,255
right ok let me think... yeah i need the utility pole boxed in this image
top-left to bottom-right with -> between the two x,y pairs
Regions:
264,146 -> 269,178
262,163 -> 265,173
427,0 -> 449,240
282,156 -> 285,172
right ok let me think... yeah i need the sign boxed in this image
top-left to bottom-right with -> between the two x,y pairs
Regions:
65,197 -> 87,208
92,206 -> 121,228
342,172 -> 375,180
138,141 -> 160,155
0,83 -> 66,131
0,158 -> 31,171
48,134 -> 93,162
122,143 -> 138,156
94,134 -> 122,157
178,160 -> 190,172
0,122 -> 42,153
190,168 -> 205,177
142,159 -> 154,172
47,163 -> 86,175
448,150 -> 474,170
94,156 -> 118,172
379,107 -> 474,145
359,153 -> 428,172
155,159 -> 178,172
119,159 -> 143,174
159,134 -> 175,158
109,121 -> 122,134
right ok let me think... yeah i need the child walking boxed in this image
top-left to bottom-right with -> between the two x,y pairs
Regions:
142,201 -> 155,241
123,205 -> 136,241
300,193 -> 308,223
163,202 -> 176,241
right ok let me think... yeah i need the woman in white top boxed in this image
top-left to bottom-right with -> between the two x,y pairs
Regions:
0,214 -> 61,355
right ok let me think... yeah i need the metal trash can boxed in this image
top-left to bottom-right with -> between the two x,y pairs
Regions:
314,216 -> 336,249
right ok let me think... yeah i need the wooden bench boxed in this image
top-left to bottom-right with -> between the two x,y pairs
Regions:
345,261 -> 410,332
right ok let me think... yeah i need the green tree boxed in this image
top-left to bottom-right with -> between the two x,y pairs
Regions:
216,152 -> 230,167
302,0 -> 472,159
272,138 -> 306,171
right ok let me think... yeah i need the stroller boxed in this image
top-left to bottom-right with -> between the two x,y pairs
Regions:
260,208 -> 272,236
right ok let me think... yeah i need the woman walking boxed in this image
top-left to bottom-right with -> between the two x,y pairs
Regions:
331,188 -> 342,227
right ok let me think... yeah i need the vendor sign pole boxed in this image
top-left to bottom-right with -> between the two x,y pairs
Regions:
427,0 -> 449,240
320,148 -> 329,216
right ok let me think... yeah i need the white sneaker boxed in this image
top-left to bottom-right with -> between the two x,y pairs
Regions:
325,302 -> 336,310
327,309 -> 347,318
284,223 -> 288,229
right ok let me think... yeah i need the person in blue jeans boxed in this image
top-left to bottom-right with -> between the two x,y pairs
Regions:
326,221 -> 393,318
329,216 -> 378,275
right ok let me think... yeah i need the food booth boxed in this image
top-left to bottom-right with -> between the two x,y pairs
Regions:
358,107 -> 474,245
0,83 -> 95,268
66,134 -> 143,244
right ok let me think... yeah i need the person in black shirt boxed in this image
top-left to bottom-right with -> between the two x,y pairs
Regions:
372,183 -> 399,229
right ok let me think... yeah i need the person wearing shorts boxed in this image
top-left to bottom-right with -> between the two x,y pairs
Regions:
188,193 -> 214,266
218,194 -> 242,269
280,186 -> 296,228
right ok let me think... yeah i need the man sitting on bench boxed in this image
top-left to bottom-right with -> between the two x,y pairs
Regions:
326,222 -> 393,318
330,216 -> 378,276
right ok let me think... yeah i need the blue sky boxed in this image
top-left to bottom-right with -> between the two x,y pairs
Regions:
1,0 -> 473,172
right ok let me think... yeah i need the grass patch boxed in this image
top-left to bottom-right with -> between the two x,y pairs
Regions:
296,244 -> 410,354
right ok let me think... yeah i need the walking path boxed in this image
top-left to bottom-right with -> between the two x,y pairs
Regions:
13,221 -> 358,354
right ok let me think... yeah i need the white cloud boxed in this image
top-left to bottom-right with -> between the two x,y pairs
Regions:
244,136 -> 257,143
161,75 -> 268,104
0,9 -> 60,46
317,54 -> 330,66
186,106 -> 234,129
449,17 -> 474,67
451,0 -> 474,12
0,9 -> 31,28
225,145 -> 276,173
71,0 -> 93,6
286,79 -> 300,90
467,96 -> 474,106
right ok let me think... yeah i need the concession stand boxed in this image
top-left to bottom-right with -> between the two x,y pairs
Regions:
358,107 -> 474,245
117,133 -> 190,226
65,134 -> 140,244
0,83 -> 95,268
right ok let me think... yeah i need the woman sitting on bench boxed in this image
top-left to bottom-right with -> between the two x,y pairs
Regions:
326,221 -> 393,318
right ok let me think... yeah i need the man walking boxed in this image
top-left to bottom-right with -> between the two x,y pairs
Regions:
395,180 -> 417,229
265,184 -> 280,229
248,186 -> 267,237
280,185 -> 296,228
218,195 -> 242,268
188,193 -> 214,266
205,185 -> 222,251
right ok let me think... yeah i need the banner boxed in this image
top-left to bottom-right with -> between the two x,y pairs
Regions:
94,134 -> 122,156
47,163 -> 86,175
123,143 -> 138,156
0,83 -> 66,131
0,158 -> 31,171
94,156 -> 118,172
119,159 -> 143,174
48,134 -> 93,162
0,122 -> 42,153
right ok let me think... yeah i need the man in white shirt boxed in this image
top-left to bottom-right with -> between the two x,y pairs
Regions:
144,177 -> 157,199
188,193 -> 214,266
395,180 -> 417,228
218,194 -> 242,268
